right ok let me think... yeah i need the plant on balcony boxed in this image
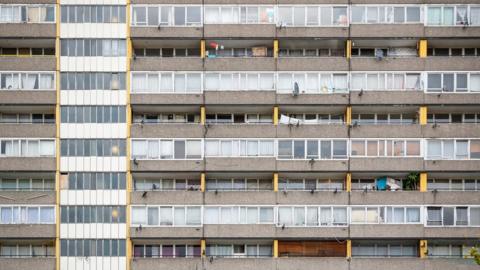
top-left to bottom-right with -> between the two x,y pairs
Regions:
470,247 -> 480,265
403,172 -> 419,191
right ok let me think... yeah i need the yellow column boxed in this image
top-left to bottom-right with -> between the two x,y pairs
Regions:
346,173 -> 351,192
419,240 -> 428,258
346,240 -> 352,258
419,106 -> 427,125
418,40 -> 428,58
200,106 -> 206,125
55,1 -> 61,269
420,172 -> 427,192
201,239 -> 207,258
126,2 -> 132,269
273,106 -> 279,126
273,40 -> 279,58
200,40 -> 206,59
200,173 -> 206,192
273,240 -> 278,258
345,106 -> 352,126
273,173 -> 278,192
346,40 -> 352,59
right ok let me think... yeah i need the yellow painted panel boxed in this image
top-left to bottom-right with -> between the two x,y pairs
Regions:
273,40 -> 279,58
201,173 -> 206,192
201,239 -> 206,257
273,173 -> 278,192
201,40 -> 206,59
420,172 -> 427,192
346,240 -> 352,258
346,40 -> 352,59
419,106 -> 427,125
200,106 -> 206,125
346,173 -> 351,192
420,240 -> 428,258
345,106 -> 352,126
273,240 -> 278,258
273,106 -> 279,126
419,40 -> 428,58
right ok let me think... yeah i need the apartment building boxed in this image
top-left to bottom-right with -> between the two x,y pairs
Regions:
0,1 -> 479,270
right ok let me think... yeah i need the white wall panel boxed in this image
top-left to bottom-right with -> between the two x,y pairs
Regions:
60,90 -> 126,105
60,157 -> 127,172
62,224 -> 126,238
61,0 -> 127,5
61,24 -> 126,38
60,124 -> 127,138
61,57 -> 127,72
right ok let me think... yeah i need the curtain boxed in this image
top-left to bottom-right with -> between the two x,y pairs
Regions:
427,7 -> 441,25
160,140 -> 173,159
351,207 -> 364,223
159,207 -> 173,225
27,140 -> 39,156
186,74 -> 201,93
351,6 -> 365,23
204,7 -> 219,24
220,141 -> 232,156
131,207 -> 146,224
247,141 -> 258,156
278,207 -> 292,225
204,207 -> 218,224
406,208 -> 420,222
277,73 -> 292,92
186,207 -> 201,225
132,140 -> 146,158
205,140 -> 219,157
293,207 -> 305,225
259,74 -> 274,90
259,141 -> 274,156
471,7 -> 480,25
470,208 -> 480,225
306,207 -> 318,225
39,74 -> 53,89
40,140 -> 54,156
173,207 -> 185,225
333,207 -> 347,224
28,7 -> 40,22
160,73 -> 173,92
186,140 -> 201,159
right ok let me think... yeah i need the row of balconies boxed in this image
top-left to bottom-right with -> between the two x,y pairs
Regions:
0,123 -> 479,138
2,55 -> 480,71
0,256 -> 477,270
2,189 -> 479,205
2,91 -> 480,106
3,23 -> 480,39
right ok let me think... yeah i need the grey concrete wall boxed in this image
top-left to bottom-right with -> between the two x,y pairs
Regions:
425,57 -> 480,71
276,191 -> 349,205
351,58 -> 425,71
206,125 -> 276,138
0,258 -> 55,270
350,158 -> 424,171
0,124 -> 55,138
424,258 -> 479,270
131,27 -> 202,38
204,191 -> 275,205
0,24 -> 55,38
0,91 -> 56,105
0,191 -> 55,204
204,224 -> 275,238
131,160 -> 204,172
276,125 -> 348,138
350,91 -> 424,105
277,58 -> 349,71
276,160 -> 348,172
131,58 -> 203,71
131,124 -> 204,138
0,57 -> 56,71
277,227 -> 349,239
205,258 -> 276,270
204,91 -> 276,105
0,157 -> 55,171
423,124 -> 480,138
424,227 -> 480,238
205,158 -> 276,171
424,160 -> 480,172
277,27 -> 348,38
350,191 -> 425,205
350,125 -> 423,138
205,58 -> 275,71
350,224 -> 425,238
0,224 -> 55,238
130,227 -> 203,238
204,25 -> 276,38
131,258 -> 201,270
350,258 -> 424,270
350,25 -> 424,38
425,27 -> 480,38
131,191 -> 203,205
130,94 -> 203,105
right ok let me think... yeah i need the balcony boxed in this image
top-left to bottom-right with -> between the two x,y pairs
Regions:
350,125 -> 422,138
350,24 -> 424,38
131,26 -> 202,38
350,57 -> 424,71
350,224 -> 425,238
204,91 -> 276,105
423,124 -> 480,138
0,224 -> 55,238
278,57 -> 348,71
0,24 -> 55,38
131,190 -> 203,205
0,124 -> 55,138
205,58 -> 275,71
130,227 -> 203,239
0,157 -> 55,171
131,124 -> 204,138
204,24 -> 276,38
0,57 -> 56,71
0,190 -> 55,204
0,257 -> 55,270
425,26 -> 480,38
350,158 -> 424,171
0,91 -> 56,105
131,57 -> 203,71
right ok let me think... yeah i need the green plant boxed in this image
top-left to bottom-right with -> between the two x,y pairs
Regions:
403,172 -> 419,191
470,247 -> 480,265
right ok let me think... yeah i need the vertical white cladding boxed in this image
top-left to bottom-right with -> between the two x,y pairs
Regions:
59,1 -> 128,269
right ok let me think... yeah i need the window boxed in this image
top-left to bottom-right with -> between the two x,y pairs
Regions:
0,5 -> 55,23
61,6 -> 125,23
61,239 -> 125,257
426,139 -> 479,160
0,206 -> 55,224
427,5 -> 480,26
132,5 -> 202,26
351,5 -> 421,24
427,72 -> 479,93
60,39 -> 126,57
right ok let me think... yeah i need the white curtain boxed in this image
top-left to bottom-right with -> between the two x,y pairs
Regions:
186,140 -> 201,158
205,140 -> 219,157
204,207 -> 218,224
333,207 -> 347,224
278,207 -> 292,225
186,207 -> 201,225
131,207 -> 146,224
39,74 -> 54,89
160,140 -> 173,159
39,140 -> 54,156
204,7 -> 219,24
174,207 -> 185,225
259,140 -> 274,156
147,140 -> 159,159
160,73 -> 173,92
159,207 -> 173,225
186,74 -> 201,93
132,140 -> 147,158
471,7 -> 480,25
